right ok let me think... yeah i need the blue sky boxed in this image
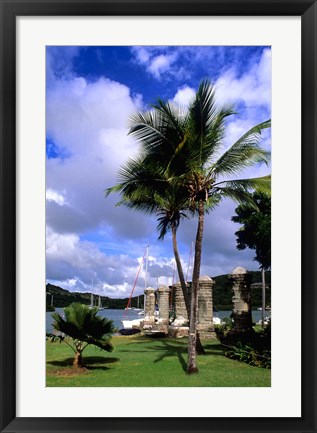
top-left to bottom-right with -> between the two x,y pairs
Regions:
46,46 -> 271,298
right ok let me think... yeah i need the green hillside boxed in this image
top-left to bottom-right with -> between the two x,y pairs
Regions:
46,283 -> 144,310
213,270 -> 271,310
46,270 -> 270,311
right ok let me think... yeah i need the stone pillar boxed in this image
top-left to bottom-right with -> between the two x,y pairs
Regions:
168,282 -> 189,337
173,281 -> 188,325
229,267 -> 253,333
197,275 -> 216,338
157,285 -> 170,325
144,287 -> 155,324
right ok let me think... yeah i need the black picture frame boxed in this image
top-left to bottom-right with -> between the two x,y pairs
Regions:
0,1 -> 316,432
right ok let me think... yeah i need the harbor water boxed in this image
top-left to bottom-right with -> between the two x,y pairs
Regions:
46,308 -> 270,333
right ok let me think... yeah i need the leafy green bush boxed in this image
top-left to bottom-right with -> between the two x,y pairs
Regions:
223,320 -> 271,368
214,317 -> 233,340
225,341 -> 271,369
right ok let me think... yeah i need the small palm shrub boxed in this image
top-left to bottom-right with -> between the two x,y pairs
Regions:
47,303 -> 114,367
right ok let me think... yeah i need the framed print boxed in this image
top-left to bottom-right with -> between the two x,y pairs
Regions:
0,0 -> 316,432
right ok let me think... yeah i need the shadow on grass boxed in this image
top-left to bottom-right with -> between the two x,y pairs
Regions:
202,343 -> 226,355
151,341 -> 188,372
151,341 -> 226,371
118,336 -> 226,372
47,356 -> 119,370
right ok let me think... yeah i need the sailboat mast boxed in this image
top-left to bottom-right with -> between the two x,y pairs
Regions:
144,245 -> 149,289
122,246 -> 147,319
143,245 -> 149,315
90,277 -> 94,307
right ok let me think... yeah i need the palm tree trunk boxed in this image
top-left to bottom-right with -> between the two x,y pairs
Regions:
171,224 -> 190,312
73,350 -> 83,368
187,199 -> 205,374
171,224 -> 205,355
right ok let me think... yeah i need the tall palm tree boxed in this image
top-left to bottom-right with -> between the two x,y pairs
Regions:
109,79 -> 271,373
106,158 -> 207,353
47,303 -> 114,367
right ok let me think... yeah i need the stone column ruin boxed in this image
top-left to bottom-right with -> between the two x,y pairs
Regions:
228,267 -> 253,333
169,276 -> 216,339
172,281 -> 189,326
142,287 -> 156,329
197,275 -> 216,338
157,285 -> 170,325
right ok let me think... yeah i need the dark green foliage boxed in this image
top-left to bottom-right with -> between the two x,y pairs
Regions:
214,317 -> 234,340
222,321 -> 271,368
225,342 -> 271,369
46,283 -> 92,307
212,271 -> 271,310
232,192 -> 271,270
212,274 -> 234,310
47,303 -> 114,352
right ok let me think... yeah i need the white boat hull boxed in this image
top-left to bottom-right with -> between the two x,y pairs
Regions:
121,318 -> 143,329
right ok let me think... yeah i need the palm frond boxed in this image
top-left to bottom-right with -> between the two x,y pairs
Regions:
203,193 -> 223,214
156,209 -> 189,240
51,303 -> 114,352
128,105 -> 187,169
187,81 -> 234,164
211,120 -> 271,177
213,175 -> 271,196
106,156 -> 170,204
211,187 -> 259,209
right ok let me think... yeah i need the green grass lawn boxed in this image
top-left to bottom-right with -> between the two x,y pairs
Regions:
46,335 -> 271,387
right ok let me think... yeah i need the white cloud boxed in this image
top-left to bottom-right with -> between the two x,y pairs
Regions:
46,225 -> 180,297
147,54 -> 176,79
46,227 -> 146,296
214,48 -> 271,110
46,189 -> 67,206
132,46 -> 151,64
46,46 -> 81,85
46,72 -> 149,238
172,85 -> 195,107
131,47 -> 180,80
46,77 -> 138,156
46,60 -> 164,295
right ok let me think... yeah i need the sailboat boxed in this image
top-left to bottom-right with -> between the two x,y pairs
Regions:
89,292 -> 94,309
89,277 -> 107,310
120,245 -> 149,331
127,295 -> 143,312
98,295 -> 107,310
136,296 -> 144,315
